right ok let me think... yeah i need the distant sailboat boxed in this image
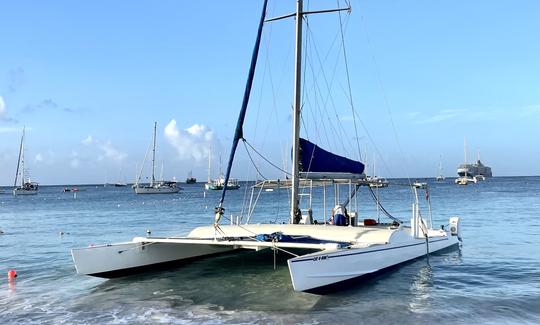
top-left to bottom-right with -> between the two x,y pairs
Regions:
436,156 -> 445,181
133,122 -> 180,194
114,168 -> 127,187
204,151 -> 240,190
13,127 -> 39,196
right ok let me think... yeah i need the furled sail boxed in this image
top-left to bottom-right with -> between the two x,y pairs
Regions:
299,138 -> 365,177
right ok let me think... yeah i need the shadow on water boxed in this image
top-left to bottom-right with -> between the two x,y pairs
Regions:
86,249 -> 322,312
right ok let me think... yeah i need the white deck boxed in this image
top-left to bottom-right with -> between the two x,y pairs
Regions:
187,223 -> 400,246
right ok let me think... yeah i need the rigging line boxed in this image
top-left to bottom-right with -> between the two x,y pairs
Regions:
304,18 -> 354,155
242,139 -> 268,181
337,0 -> 362,163
367,186 -> 402,223
303,27 -> 336,153
357,11 -> 413,192
243,139 -> 292,176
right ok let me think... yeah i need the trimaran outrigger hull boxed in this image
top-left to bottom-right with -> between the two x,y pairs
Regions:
71,223 -> 460,292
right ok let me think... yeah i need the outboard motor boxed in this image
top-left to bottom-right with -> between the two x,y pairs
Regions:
449,217 -> 462,241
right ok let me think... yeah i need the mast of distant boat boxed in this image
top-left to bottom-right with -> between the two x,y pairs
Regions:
207,147 -> 211,183
14,127 -> 25,188
151,122 -> 157,187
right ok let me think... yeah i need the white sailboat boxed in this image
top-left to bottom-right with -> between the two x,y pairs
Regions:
455,138 -> 476,185
133,122 -> 180,194
436,155 -> 445,181
13,127 -> 38,196
204,151 -> 240,190
72,1 -> 461,293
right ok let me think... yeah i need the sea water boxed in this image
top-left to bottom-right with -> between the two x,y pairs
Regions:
1,177 -> 539,324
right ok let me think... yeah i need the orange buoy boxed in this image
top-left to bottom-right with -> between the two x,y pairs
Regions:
7,270 -> 17,280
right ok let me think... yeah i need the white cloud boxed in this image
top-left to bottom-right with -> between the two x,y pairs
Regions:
417,109 -> 468,124
164,120 -> 215,161
518,104 -> 540,117
34,153 -> 43,162
0,96 -> 5,116
70,158 -> 80,168
98,140 -> 127,162
79,136 -> 126,163
81,135 -> 94,145
0,127 -> 20,133
0,96 -> 9,121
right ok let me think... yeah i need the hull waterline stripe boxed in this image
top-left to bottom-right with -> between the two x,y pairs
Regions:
290,237 -> 450,263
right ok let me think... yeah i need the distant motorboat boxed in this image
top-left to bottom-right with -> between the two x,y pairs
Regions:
204,176 -> 240,190
133,122 -> 180,194
186,171 -> 197,184
473,174 -> 485,182
13,127 -> 38,196
367,176 -> 388,188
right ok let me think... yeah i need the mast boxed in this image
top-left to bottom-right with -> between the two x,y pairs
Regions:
207,148 -> 211,183
14,127 -> 25,187
217,0 -> 268,210
290,0 -> 303,223
151,122 -> 157,186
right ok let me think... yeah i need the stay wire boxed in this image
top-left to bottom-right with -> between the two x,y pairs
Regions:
337,0 -> 362,163
243,138 -> 292,176
242,139 -> 268,181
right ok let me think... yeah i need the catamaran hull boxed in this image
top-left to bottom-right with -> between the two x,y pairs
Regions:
288,236 -> 459,292
71,241 -> 235,278
134,187 -> 180,194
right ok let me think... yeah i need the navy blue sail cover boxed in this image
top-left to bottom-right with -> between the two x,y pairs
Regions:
299,138 -> 365,174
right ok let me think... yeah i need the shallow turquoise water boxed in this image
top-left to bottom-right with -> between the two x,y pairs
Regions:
1,177 -> 539,324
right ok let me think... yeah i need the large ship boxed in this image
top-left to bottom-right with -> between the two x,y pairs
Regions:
456,139 -> 492,179
457,159 -> 492,178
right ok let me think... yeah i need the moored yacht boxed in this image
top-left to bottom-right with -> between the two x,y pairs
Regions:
13,127 -> 38,196
133,122 -> 180,194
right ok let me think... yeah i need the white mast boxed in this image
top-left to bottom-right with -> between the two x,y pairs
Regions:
290,0 -> 303,223
207,147 -> 212,183
19,128 -> 26,187
151,122 -> 157,186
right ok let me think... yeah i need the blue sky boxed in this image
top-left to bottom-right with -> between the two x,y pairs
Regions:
1,0 -> 539,185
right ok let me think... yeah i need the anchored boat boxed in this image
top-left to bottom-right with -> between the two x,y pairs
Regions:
72,0 -> 462,293
13,127 -> 38,196
133,122 -> 180,194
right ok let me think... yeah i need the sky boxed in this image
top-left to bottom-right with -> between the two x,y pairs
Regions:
0,0 -> 539,185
